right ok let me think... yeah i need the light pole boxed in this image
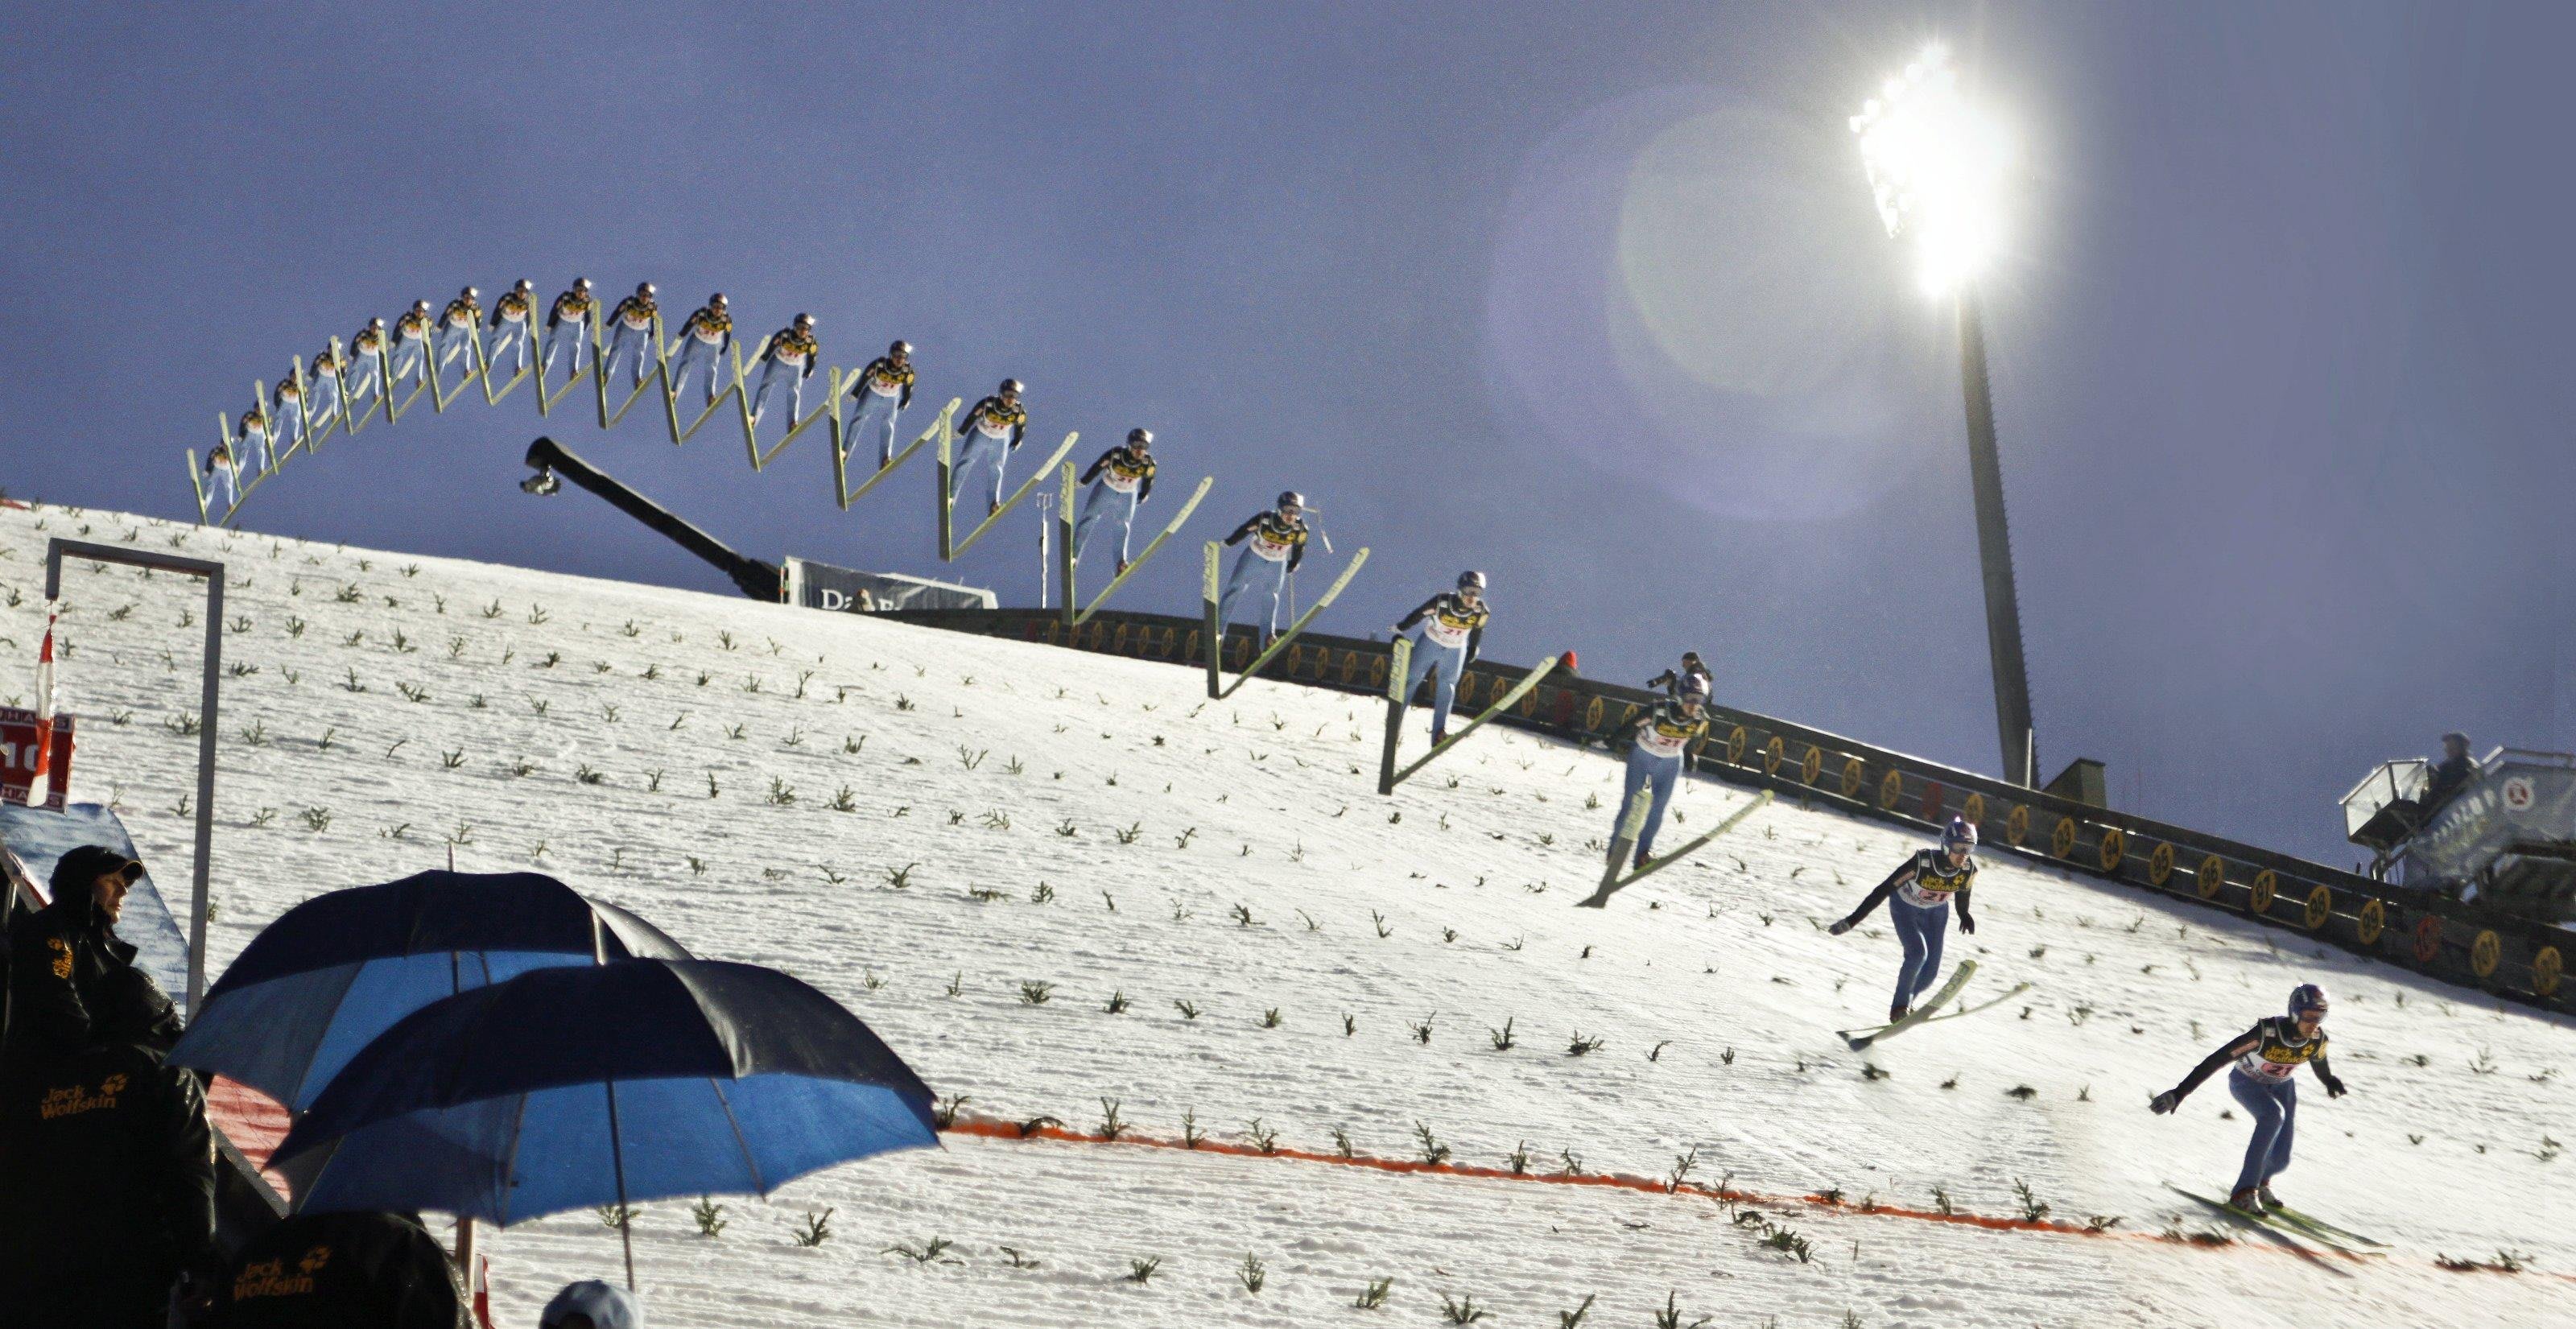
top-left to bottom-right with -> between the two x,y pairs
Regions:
1852,47 -> 2037,788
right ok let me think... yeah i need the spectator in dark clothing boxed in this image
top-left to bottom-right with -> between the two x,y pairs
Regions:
5,844 -> 182,1062
0,1039 -> 218,1329
2422,732 -> 2476,812
1646,652 -> 1712,701
541,1280 -> 643,1329
204,1210 -> 469,1329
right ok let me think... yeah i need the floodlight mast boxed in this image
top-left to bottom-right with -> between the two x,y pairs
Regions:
1852,47 -> 2037,789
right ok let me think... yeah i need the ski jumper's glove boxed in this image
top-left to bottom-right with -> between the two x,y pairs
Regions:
1827,918 -> 1855,936
2323,1075 -> 2348,1098
1958,914 -> 1976,935
2149,1089 -> 2181,1115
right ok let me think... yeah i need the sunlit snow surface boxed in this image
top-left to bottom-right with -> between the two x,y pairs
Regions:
4,502 -> 2568,1328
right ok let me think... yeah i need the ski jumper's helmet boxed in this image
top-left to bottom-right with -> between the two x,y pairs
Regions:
1458,570 -> 1486,591
1942,817 -> 1978,852
2288,984 -> 2330,1018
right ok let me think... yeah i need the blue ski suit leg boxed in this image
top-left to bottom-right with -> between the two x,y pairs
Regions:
541,324 -> 588,385
1073,483 -> 1139,564
1888,894 -> 1950,1009
667,337 -> 718,404
603,323 -> 653,388
1216,547 -> 1287,633
487,321 -> 530,376
847,392 -> 902,467
1617,746 -> 1682,858
950,431 -> 1010,510
2227,1073 -> 2297,1195
1403,631 -> 1467,733
749,358 -> 806,427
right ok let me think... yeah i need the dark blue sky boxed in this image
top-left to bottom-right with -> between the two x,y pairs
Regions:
6,2 -> 2570,863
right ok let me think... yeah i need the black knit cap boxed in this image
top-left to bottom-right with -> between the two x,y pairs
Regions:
50,844 -> 143,898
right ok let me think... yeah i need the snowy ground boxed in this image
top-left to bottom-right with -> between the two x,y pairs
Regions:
4,501 -> 2571,1328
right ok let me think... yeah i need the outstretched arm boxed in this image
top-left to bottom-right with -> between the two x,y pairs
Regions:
1080,452 -> 1113,484
1392,595 -> 1442,634
2152,1026 -> 2263,1112
1955,885 -> 1975,935
1224,514 -> 1261,546
1464,624 -> 1484,666
1828,859 -> 1917,934
1287,541 -> 1307,573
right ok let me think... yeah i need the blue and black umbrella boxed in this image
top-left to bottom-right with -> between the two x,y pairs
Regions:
170,870 -> 688,1110
272,958 -> 939,1286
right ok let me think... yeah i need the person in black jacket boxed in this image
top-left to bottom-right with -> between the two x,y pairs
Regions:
6,845 -> 182,1062
0,1039 -> 218,1327
204,1210 -> 469,1329
2421,731 -> 2476,812
1645,651 -> 1711,701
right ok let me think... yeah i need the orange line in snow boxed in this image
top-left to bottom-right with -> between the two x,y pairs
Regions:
944,1116 -> 2098,1237
946,1116 -> 2576,1283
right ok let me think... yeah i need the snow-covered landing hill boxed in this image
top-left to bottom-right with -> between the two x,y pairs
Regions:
4,501 -> 2570,1329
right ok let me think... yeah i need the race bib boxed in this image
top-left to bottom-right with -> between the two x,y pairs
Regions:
1634,726 -> 1690,760
1422,617 -> 1471,650
2236,1052 -> 2301,1082
623,312 -> 653,329
1104,469 -> 1142,494
975,417 -> 1011,439
693,325 -> 725,345
776,348 -> 807,365
868,376 -> 902,398
1897,879 -> 1955,909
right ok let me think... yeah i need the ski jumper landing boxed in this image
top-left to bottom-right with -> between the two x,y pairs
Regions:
2149,984 -> 2349,1215
1830,817 -> 1981,1024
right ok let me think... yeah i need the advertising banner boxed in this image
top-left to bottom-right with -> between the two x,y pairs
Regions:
783,557 -> 997,613
0,708 -> 73,811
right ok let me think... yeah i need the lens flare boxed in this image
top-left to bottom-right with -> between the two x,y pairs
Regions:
1849,45 -> 2012,295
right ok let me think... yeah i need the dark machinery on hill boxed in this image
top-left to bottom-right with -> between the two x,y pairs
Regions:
2344,746 -> 2576,922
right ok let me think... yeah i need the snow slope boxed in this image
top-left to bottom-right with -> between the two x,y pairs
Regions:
4,501 -> 2571,1329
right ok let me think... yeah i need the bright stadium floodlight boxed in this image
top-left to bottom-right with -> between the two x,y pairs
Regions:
1851,44 -> 2011,296
1852,45 -> 2041,790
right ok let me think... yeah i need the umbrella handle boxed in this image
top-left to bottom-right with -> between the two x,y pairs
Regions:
606,1079 -> 636,1290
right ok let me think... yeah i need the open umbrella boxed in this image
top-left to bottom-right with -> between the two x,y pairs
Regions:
170,870 -> 689,1111
273,958 -> 938,1287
